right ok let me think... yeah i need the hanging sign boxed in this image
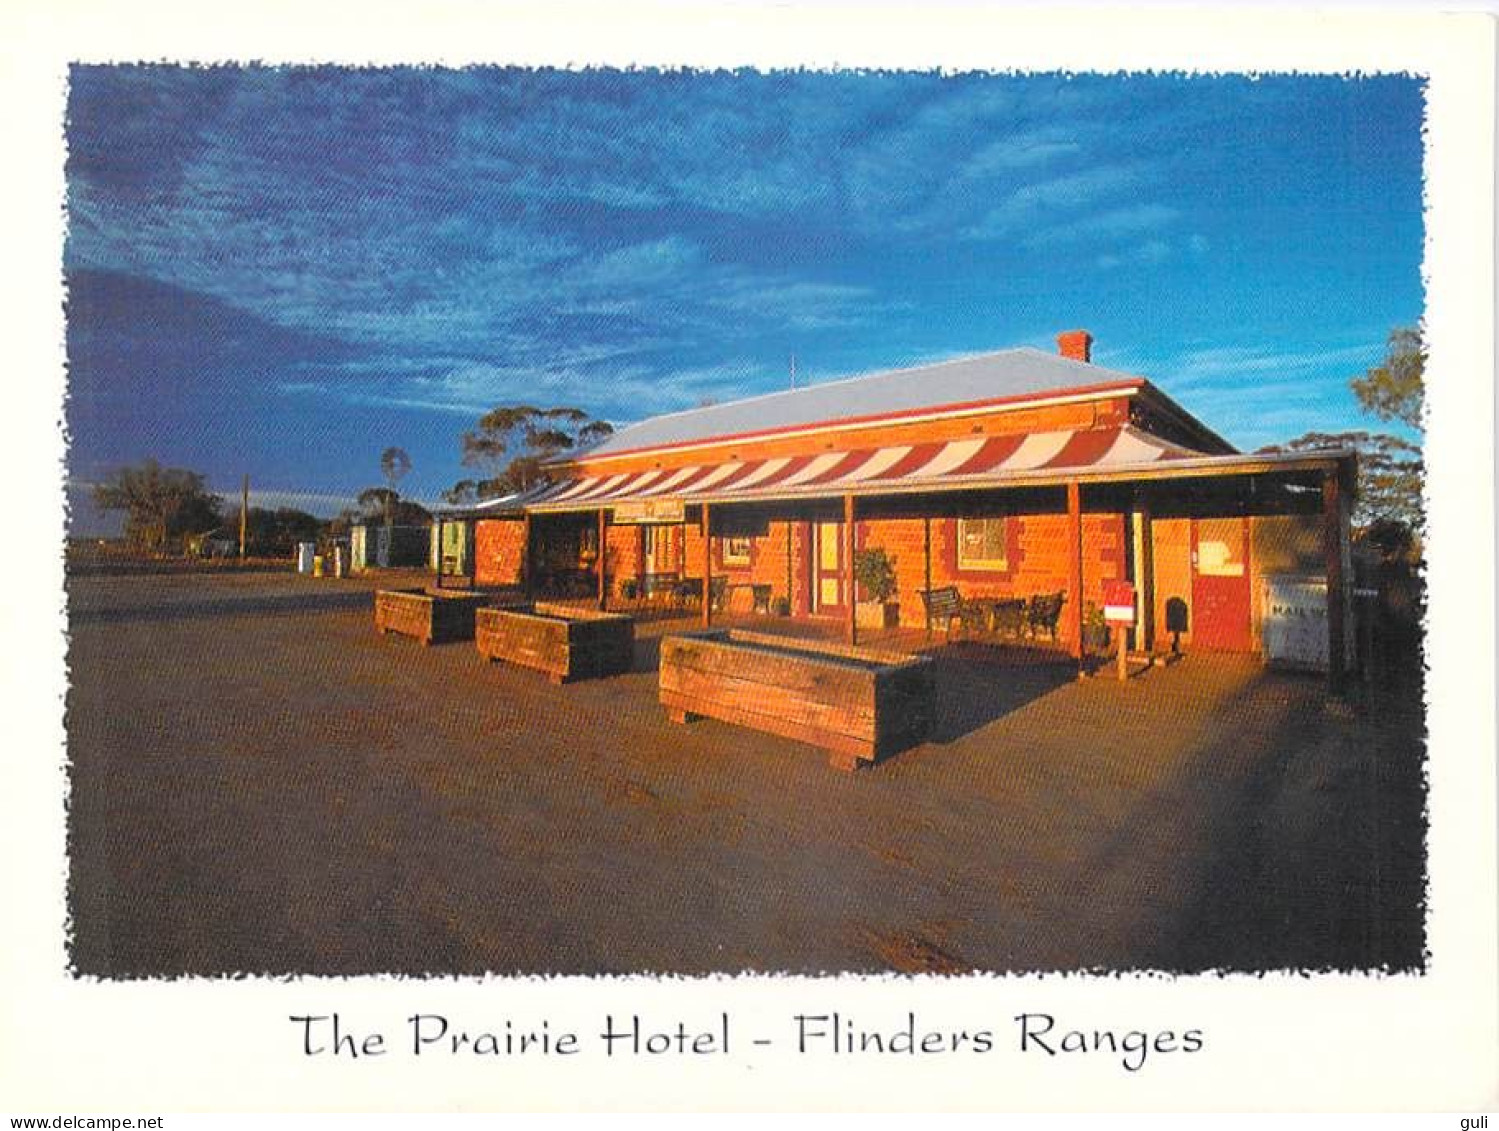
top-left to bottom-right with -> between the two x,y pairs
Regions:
613,498 -> 686,525
1103,579 -> 1136,624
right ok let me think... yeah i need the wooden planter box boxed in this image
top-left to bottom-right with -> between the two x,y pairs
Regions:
475,603 -> 635,684
374,588 -> 489,645
659,629 -> 934,771
855,600 -> 900,630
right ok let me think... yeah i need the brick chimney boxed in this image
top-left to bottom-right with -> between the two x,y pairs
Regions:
1057,329 -> 1093,363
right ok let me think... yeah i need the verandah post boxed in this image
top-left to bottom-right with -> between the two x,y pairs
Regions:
923,515 -> 933,641
701,503 -> 712,627
785,518 -> 793,613
597,509 -> 607,610
1137,498 -> 1154,654
1323,468 -> 1347,694
468,521 -> 477,590
434,517 -> 445,590
844,493 -> 857,645
1067,480 -> 1083,669
521,512 -> 532,598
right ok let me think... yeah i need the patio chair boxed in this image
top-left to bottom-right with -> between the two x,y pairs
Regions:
992,597 -> 1027,639
920,585 -> 968,642
709,575 -> 730,613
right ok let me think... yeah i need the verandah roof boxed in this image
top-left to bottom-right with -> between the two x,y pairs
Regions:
441,425 -> 1352,519
478,426 -> 1195,514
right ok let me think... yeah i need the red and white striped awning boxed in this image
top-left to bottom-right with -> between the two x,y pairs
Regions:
516,425 -> 1204,513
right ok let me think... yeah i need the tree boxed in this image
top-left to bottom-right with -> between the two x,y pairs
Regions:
356,487 -> 430,526
1257,326 -> 1425,545
1257,430 -> 1423,532
379,447 -> 411,527
454,406 -> 614,501
1351,326 -> 1423,432
442,479 -> 481,507
92,459 -> 222,551
219,506 -> 323,556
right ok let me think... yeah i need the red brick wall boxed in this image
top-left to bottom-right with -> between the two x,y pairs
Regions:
854,514 -> 1128,644
474,519 -> 526,587
605,525 -> 643,594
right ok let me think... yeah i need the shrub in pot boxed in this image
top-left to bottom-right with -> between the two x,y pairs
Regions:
853,548 -> 900,629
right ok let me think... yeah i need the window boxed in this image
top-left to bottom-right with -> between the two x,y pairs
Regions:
722,536 -> 752,567
957,517 -> 1009,571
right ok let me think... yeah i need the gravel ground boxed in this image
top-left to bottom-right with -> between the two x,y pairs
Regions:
63,569 -> 1427,977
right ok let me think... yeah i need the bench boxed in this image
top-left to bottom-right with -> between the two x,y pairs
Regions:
920,585 -> 969,641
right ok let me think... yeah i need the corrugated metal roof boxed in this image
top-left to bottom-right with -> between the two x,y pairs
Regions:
580,347 -> 1144,459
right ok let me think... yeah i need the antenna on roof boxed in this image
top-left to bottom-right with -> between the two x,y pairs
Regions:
789,353 -> 797,390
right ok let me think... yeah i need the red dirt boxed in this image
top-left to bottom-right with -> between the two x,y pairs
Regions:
64,570 -> 1426,977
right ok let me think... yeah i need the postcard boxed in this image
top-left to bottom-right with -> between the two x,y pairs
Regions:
3,1 -> 1495,1115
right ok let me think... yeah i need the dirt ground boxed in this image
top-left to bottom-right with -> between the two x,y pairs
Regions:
64,569 -> 1427,977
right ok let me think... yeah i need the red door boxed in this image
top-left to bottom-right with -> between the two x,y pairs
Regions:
814,521 -> 847,614
1191,518 -> 1251,651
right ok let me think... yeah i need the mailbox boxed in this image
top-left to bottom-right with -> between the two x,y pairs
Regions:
1103,579 -> 1136,624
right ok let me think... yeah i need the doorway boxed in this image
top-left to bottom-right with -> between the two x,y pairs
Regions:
1191,517 -> 1251,651
814,521 -> 846,614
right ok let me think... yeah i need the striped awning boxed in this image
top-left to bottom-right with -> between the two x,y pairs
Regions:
519,425 -> 1205,513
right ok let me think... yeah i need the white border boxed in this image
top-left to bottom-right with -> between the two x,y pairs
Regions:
1,2 -> 1494,1113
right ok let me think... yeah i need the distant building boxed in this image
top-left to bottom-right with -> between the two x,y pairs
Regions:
350,522 -> 430,571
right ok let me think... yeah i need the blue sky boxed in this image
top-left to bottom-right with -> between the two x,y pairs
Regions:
64,67 -> 1424,521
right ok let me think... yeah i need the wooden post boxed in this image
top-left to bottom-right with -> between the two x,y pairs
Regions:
844,494 -> 857,645
637,525 -> 646,600
239,474 -> 249,560
597,509 -> 608,610
785,519 -> 793,613
701,503 -> 712,627
1138,500 -> 1155,654
923,516 -> 933,641
1323,470 -> 1347,694
468,521 -> 477,591
1117,624 -> 1128,682
521,513 -> 532,597
1067,481 -> 1083,667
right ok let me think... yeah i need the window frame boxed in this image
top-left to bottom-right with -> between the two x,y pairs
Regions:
721,535 -> 753,568
956,516 -> 1010,572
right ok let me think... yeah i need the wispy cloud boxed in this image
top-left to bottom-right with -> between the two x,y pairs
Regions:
63,68 -> 1425,497
1153,342 -> 1384,390
961,164 -> 1147,241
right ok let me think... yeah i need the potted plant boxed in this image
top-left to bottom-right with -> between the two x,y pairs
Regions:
853,547 -> 900,630
1082,602 -> 1112,654
771,595 -> 791,617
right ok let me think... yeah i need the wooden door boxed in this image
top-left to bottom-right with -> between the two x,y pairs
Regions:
815,521 -> 846,613
1191,518 -> 1251,651
643,525 -> 671,574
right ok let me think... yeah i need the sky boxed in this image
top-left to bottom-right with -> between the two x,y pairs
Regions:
63,67 -> 1425,526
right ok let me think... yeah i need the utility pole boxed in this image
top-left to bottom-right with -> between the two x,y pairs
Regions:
239,474 -> 249,559
790,353 -> 797,390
